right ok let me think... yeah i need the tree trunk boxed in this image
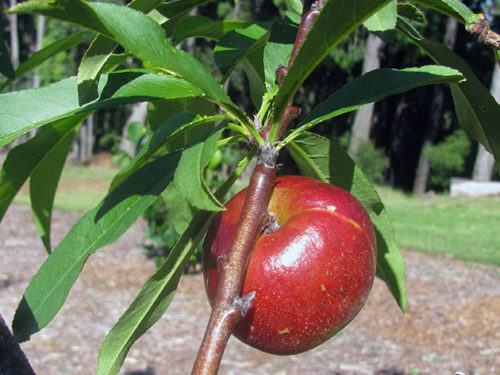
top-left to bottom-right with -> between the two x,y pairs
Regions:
9,0 -> 19,70
472,60 -> 499,181
79,114 -> 94,161
32,15 -> 45,89
347,33 -> 384,155
119,102 -> 148,156
412,17 -> 458,195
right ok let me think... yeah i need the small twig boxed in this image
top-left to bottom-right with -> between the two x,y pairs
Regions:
0,313 -> 36,375
192,143 -> 278,375
466,13 -> 500,50
287,1 -> 323,69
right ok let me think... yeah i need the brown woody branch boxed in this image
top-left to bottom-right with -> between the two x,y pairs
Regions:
192,143 -> 278,375
192,2 -> 323,374
466,13 -> 500,50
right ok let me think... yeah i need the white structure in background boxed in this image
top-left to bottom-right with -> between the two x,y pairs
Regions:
450,177 -> 500,197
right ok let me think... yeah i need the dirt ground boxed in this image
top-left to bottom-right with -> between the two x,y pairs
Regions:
1,204 -> 499,375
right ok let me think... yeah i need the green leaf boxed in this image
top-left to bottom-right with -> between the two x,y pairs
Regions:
363,0 -> 397,32
286,132 -> 406,311
86,2 -> 231,105
160,183 -> 194,235
78,36 -> 119,105
285,0 -> 303,14
411,0 -> 476,25
147,98 -> 215,131
283,65 -> 464,145
110,112 -> 224,190
10,1 -> 232,107
156,0 -> 215,18
15,31 -> 95,79
30,123 -> 79,253
9,0 -> 114,37
126,121 -> 146,143
263,20 -> 297,83
214,23 -> 270,81
273,0 -> 393,131
172,16 -> 250,43
77,0 -> 165,104
241,46 -> 267,108
399,33 -> 500,168
0,33 -> 15,79
12,151 -> 182,342
96,152 -> 253,375
0,71 -> 205,147
397,3 -> 427,24
174,125 -> 225,211
0,115 -> 87,224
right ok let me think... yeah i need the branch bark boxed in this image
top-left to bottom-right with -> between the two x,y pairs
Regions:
192,2 -> 323,374
0,313 -> 36,375
192,144 -> 278,375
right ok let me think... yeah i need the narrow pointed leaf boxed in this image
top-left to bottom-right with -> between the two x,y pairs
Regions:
173,16 -> 250,43
96,153 -> 253,375
214,23 -> 270,81
12,152 -> 182,342
30,124 -> 79,253
156,0 -> 215,18
287,132 -> 406,311
0,71 -> 205,147
86,2 -> 231,105
110,113 -> 224,190
78,36 -> 119,104
8,0 -> 114,38
263,20 -> 297,83
284,65 -> 464,145
15,31 -> 95,79
10,1 -> 232,107
174,125 -> 224,211
273,0 -> 393,126
77,0 -> 165,104
411,0 -> 476,24
0,115 -> 87,223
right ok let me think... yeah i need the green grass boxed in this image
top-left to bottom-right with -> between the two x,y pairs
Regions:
14,165 -> 118,213
12,166 -> 500,265
379,186 -> 500,266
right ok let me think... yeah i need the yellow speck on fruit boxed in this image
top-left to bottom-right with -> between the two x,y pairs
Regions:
321,284 -> 326,291
278,328 -> 290,335
327,205 -> 336,213
250,325 -> 254,331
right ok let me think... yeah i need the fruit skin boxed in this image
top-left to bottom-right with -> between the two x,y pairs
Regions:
203,175 -> 377,355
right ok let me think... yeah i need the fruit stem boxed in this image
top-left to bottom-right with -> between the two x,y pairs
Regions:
192,142 -> 278,375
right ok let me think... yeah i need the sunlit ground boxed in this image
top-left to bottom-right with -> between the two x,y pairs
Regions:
13,165 -> 500,266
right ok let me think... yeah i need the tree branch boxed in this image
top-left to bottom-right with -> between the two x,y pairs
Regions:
466,13 -> 500,50
0,313 -> 36,375
192,3 -> 324,373
192,143 -> 278,375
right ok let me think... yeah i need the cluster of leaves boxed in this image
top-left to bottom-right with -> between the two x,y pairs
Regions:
428,128 -> 471,190
0,0 -> 499,374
